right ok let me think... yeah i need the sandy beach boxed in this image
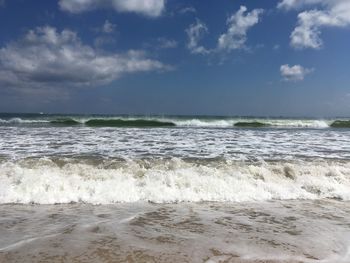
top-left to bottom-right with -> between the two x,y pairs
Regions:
1,200 -> 349,262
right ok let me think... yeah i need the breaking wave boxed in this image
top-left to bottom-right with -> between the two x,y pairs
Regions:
234,121 -> 270,127
50,118 -> 81,125
330,120 -> 350,128
85,119 -> 175,127
1,116 -> 349,129
0,158 -> 349,204
0,118 -> 49,124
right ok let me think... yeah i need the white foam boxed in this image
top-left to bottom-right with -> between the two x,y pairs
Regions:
265,119 -> 330,128
0,118 -> 49,124
1,159 -> 349,204
2,124 -> 349,160
171,119 -> 233,127
170,118 -> 331,128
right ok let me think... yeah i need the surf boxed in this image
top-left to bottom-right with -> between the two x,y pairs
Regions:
0,115 -> 339,129
1,158 -> 349,204
84,119 -> 175,127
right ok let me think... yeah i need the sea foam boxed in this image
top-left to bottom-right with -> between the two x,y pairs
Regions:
1,158 -> 349,204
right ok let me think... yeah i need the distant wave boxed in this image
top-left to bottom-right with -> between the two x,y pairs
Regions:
85,119 -> 175,127
0,118 -> 175,127
0,158 -> 349,204
154,119 -> 331,128
0,118 -> 49,124
2,117 -> 350,129
234,121 -> 270,127
50,118 -> 81,125
330,120 -> 350,128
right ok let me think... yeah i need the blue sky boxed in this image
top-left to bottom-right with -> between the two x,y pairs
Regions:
0,0 -> 349,117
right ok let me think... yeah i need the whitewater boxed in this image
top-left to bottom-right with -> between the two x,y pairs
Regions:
0,113 -> 350,204
1,113 -> 350,262
1,158 -> 350,204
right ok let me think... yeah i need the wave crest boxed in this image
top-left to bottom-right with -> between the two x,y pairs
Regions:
0,117 -> 335,128
85,119 -> 175,127
1,158 -> 349,204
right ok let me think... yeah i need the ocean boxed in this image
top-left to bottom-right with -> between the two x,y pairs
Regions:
0,113 -> 350,262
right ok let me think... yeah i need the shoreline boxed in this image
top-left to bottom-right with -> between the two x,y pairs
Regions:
1,200 -> 349,263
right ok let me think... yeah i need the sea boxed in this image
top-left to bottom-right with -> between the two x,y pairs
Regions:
0,113 -> 350,262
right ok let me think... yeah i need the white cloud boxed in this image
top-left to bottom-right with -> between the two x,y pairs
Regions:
93,36 -> 116,47
280,64 -> 313,81
179,7 -> 196,15
0,26 -> 169,92
59,0 -> 165,17
185,19 -> 210,55
92,20 -> 117,47
156,38 -> 178,49
185,6 -> 263,56
102,20 -> 116,33
278,0 -> 324,10
217,6 -> 263,51
142,37 -> 177,50
278,0 -> 350,49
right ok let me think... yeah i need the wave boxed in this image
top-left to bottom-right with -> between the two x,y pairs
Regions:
0,158 -> 349,204
85,119 -> 176,127
171,119 -> 331,128
171,119 -> 233,127
330,120 -> 350,128
0,118 -> 175,127
0,118 -> 49,124
0,117 -> 339,129
234,121 -> 270,128
50,118 -> 81,125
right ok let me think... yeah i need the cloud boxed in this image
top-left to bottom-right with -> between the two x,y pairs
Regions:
59,0 -> 165,17
92,20 -> 117,47
102,20 -> 116,33
143,37 -> 178,50
280,64 -> 313,81
185,19 -> 210,55
277,0 -> 324,10
0,26 -> 169,93
179,7 -> 196,15
278,0 -> 350,49
217,6 -> 263,51
93,36 -> 116,47
0,0 -> 4,7
156,37 -> 178,49
185,6 -> 263,55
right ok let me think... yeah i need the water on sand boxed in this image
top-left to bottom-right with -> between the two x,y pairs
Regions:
1,114 -> 350,262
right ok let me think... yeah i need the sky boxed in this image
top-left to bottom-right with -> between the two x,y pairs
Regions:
0,0 -> 350,117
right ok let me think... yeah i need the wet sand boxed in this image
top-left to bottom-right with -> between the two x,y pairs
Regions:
0,200 -> 349,263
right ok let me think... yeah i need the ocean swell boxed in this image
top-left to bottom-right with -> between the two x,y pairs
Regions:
0,118 -> 336,129
330,120 -> 350,128
85,119 -> 175,127
1,158 -> 349,204
0,117 -> 345,129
